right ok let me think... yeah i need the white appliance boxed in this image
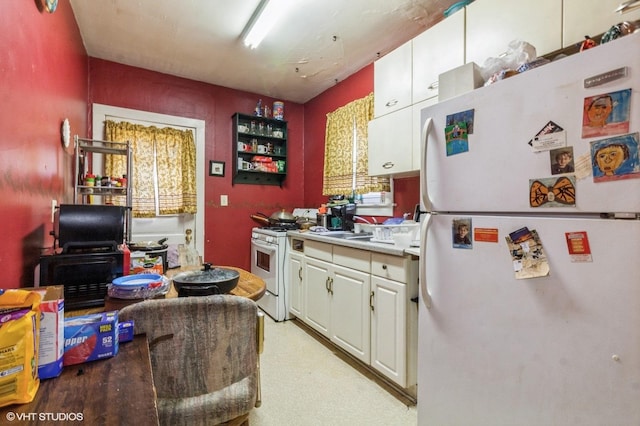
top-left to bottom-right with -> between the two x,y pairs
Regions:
251,227 -> 290,322
251,208 -> 318,321
417,33 -> 640,425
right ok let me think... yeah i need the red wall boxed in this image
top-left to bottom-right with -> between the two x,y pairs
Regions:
0,1 -> 88,288
88,60 -> 306,270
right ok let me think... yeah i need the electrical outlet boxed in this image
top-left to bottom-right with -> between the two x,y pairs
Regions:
220,195 -> 228,206
51,199 -> 57,222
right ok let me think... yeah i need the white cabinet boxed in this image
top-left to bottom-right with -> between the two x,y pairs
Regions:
330,264 -> 371,363
288,250 -> 304,318
374,40 -> 412,117
465,0 -> 562,66
297,236 -> 418,393
370,253 -> 419,389
304,256 -> 332,336
303,242 -> 371,363
563,0 -> 640,48
412,8 -> 465,103
371,276 -> 407,385
368,106 -> 413,177
368,98 -> 436,178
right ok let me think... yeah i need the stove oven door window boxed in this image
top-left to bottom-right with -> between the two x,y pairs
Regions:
250,238 -> 279,296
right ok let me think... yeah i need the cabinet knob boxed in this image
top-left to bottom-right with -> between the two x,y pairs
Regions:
382,264 -> 388,270
385,99 -> 398,108
382,162 -> 394,169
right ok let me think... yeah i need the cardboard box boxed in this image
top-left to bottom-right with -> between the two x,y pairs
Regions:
63,311 -> 119,366
23,286 -> 64,379
438,62 -> 484,102
118,320 -> 134,343
130,251 -> 164,275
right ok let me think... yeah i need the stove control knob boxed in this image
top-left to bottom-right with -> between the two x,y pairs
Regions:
266,236 -> 275,244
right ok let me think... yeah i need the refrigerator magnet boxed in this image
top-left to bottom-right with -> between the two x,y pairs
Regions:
445,122 -> 469,156
565,231 -> 593,263
505,229 -> 550,279
590,132 -> 640,183
549,147 -> 575,175
527,120 -> 564,149
452,218 -> 472,249
446,109 -> 475,134
474,228 -> 498,243
581,89 -> 631,139
529,176 -> 576,207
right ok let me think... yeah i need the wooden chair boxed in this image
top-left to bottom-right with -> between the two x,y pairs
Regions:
119,295 -> 263,426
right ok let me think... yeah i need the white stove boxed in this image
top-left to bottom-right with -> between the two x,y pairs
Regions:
251,208 -> 317,321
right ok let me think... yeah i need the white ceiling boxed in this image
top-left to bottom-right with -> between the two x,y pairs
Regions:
69,0 -> 458,104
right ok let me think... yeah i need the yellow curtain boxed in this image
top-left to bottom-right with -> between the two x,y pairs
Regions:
104,120 -> 197,218
323,93 -> 390,195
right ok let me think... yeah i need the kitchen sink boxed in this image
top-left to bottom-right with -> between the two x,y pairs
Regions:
319,231 -> 373,241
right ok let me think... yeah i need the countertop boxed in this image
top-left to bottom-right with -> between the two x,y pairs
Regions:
287,230 -> 420,257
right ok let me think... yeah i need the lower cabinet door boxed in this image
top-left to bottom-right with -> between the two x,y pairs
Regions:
304,257 -> 332,337
288,252 -> 304,318
330,265 -> 371,363
370,276 -> 407,387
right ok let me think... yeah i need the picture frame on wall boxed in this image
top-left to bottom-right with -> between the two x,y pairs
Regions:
209,161 -> 225,177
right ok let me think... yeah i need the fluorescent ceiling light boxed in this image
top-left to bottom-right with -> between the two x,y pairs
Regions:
242,0 -> 292,49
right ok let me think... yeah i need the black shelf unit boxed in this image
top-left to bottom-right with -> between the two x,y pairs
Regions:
232,113 -> 287,186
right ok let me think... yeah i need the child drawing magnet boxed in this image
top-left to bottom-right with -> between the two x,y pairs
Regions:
582,89 -> 631,139
529,176 -> 576,207
590,132 -> 640,182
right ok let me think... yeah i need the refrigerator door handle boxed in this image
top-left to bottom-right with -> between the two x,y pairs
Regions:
419,212 -> 432,309
420,117 -> 433,212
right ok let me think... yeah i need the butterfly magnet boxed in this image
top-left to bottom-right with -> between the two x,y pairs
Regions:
529,176 -> 576,208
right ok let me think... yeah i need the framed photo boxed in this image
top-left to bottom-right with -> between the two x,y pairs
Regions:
209,160 -> 225,177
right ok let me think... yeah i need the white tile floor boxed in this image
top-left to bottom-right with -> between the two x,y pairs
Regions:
249,315 -> 417,426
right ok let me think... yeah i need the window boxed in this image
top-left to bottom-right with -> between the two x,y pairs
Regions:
104,120 -> 197,218
323,93 -> 393,215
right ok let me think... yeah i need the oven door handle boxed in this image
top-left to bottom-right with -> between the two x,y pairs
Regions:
252,238 -> 278,254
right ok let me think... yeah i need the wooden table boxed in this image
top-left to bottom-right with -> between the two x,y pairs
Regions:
7,267 -> 265,424
0,335 -> 158,425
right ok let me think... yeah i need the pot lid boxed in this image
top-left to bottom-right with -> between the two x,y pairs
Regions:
172,264 -> 239,284
270,209 -> 295,221
128,238 -> 168,250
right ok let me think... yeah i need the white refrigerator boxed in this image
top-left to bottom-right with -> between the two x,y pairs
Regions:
417,32 -> 640,425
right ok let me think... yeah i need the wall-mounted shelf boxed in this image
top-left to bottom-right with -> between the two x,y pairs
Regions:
232,113 -> 287,186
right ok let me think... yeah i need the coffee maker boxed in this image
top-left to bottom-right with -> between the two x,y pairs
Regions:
330,204 -> 356,231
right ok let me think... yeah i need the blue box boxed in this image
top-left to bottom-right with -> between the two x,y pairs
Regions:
63,311 -> 119,366
117,320 -> 134,343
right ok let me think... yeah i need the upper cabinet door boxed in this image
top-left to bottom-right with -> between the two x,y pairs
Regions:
465,0 -> 562,66
412,8 -> 465,104
374,40 -> 412,117
563,0 -> 640,48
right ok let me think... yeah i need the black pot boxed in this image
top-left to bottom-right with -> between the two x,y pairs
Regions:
172,263 -> 240,297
